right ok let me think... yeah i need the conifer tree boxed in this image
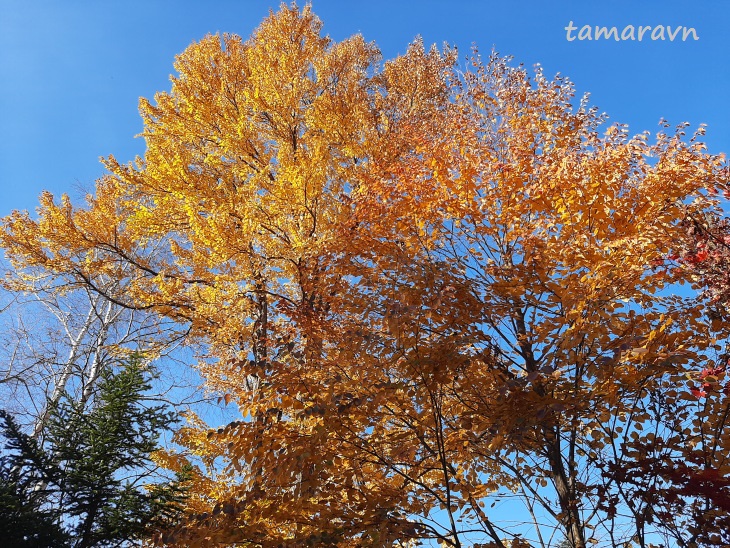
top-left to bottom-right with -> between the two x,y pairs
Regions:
0,355 -> 187,547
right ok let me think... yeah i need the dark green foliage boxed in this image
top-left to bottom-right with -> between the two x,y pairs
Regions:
0,355 -> 188,547
0,412 -> 69,547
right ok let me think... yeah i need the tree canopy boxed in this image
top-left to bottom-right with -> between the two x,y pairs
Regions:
1,4 -> 729,547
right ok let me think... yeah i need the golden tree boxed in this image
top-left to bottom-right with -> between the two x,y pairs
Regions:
2,5 -> 729,547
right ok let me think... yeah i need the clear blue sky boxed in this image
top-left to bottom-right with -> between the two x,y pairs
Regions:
1,0 -> 728,217
1,3 -> 726,543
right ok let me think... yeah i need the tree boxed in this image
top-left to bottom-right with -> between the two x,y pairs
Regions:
1,4 -> 729,547
0,413 -> 69,547
0,252 -> 200,440
641,162 -> 730,547
399,62 -> 730,548
0,356 -> 188,547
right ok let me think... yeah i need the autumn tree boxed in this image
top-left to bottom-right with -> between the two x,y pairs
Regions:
1,4 -> 729,547
639,148 -> 730,547
408,59 -> 730,548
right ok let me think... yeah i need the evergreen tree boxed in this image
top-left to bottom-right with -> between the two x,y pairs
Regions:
0,355 -> 187,547
0,410 -> 68,547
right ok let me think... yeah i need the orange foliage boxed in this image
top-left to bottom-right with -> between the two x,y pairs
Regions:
2,4 -> 730,547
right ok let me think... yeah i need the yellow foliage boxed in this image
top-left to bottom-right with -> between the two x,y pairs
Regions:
2,4 -> 729,548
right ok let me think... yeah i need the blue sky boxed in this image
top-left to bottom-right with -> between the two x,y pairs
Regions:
1,0 -> 728,217
1,3 -> 727,543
